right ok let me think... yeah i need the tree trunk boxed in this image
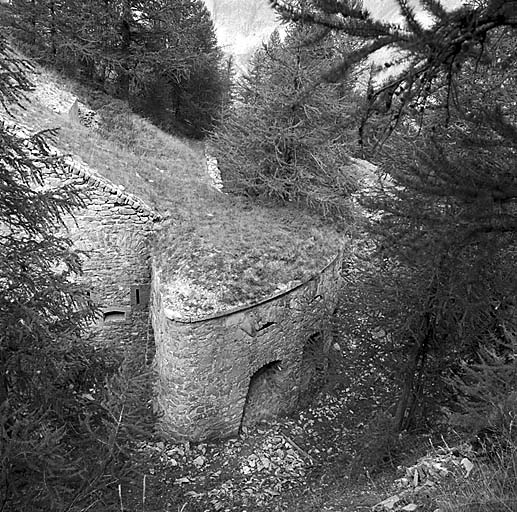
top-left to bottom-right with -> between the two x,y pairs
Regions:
49,0 -> 57,60
393,267 -> 439,432
0,351 -> 8,408
117,0 -> 132,99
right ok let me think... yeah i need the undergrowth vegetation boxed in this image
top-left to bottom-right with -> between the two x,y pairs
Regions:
435,442 -> 517,512
0,345 -> 157,511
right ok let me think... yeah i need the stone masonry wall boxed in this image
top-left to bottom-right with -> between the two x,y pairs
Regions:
152,254 -> 342,442
4,119 -> 343,440
3,119 -> 160,350
54,158 -> 159,349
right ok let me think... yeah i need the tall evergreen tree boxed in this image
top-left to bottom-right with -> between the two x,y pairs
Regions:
338,22 -> 517,431
269,0 -> 517,145
4,0 -> 226,136
133,0 -> 226,137
211,23 -> 362,220
266,1 -> 517,432
0,33 -> 154,512
0,33 -> 106,510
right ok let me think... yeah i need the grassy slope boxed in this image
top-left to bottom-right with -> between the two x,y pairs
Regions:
10,66 -> 345,316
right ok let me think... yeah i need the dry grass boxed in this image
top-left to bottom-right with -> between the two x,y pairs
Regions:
5,64 -> 347,314
9,66 -> 206,209
433,440 -> 517,512
154,196 -> 343,316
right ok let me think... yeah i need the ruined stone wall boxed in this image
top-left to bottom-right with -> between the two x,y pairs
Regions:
152,255 -> 342,442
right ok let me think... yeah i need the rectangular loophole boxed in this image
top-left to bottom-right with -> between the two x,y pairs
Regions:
131,284 -> 150,310
257,321 -> 275,332
103,310 -> 127,323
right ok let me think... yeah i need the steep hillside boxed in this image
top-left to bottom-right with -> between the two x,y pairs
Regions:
6,65 -> 347,317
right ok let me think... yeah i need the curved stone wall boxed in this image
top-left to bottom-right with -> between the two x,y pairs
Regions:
152,253 -> 342,442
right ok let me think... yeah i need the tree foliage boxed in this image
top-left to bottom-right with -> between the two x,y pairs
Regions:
337,23 -> 517,433
3,0 -> 227,137
211,23 -> 363,221
0,35 -> 153,511
269,0 -> 517,146
265,1 -> 517,434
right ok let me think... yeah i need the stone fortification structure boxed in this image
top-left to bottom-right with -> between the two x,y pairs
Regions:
4,118 -> 344,441
3,118 -> 160,348
152,254 -> 342,442
51,157 -> 160,347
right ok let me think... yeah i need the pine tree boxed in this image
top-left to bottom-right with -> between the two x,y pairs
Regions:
133,0 -> 226,136
266,1 -> 517,432
210,23 -> 362,220
4,0 -> 226,136
0,34 -> 137,511
337,24 -> 517,432
451,332 -> 517,447
269,0 -> 517,145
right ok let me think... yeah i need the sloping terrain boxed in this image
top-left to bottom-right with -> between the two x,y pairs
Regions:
7,65 -> 346,317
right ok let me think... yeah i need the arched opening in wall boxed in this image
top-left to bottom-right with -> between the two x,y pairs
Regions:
240,360 -> 286,433
298,332 -> 328,407
103,310 -> 127,323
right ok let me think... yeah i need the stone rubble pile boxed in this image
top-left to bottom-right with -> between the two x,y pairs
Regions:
205,151 -> 224,192
68,98 -> 101,130
374,444 -> 476,512
136,427 -> 312,511
199,432 -> 310,510
31,74 -> 100,130
238,434 -> 308,480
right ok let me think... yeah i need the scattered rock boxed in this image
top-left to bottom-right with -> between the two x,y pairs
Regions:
69,98 -> 101,130
193,455 -> 206,468
205,150 -> 224,192
374,444 -> 477,512
374,494 -> 400,510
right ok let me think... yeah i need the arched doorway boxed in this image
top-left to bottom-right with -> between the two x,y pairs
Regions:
240,360 -> 285,432
298,332 -> 328,407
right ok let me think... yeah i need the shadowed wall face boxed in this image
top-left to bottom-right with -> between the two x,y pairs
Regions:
68,201 -> 154,349
240,360 -> 286,431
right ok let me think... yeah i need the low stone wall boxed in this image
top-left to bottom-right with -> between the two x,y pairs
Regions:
152,254 -> 342,442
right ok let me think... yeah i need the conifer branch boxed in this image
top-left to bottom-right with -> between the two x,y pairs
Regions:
396,0 -> 425,37
271,0 -> 517,128
322,35 -> 400,83
419,0 -> 448,20
270,0 -> 395,36
270,0 -> 353,29
314,0 -> 371,20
